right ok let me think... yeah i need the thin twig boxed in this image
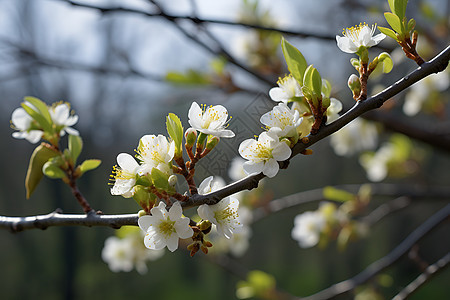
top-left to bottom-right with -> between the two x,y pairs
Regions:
298,204 -> 450,300
392,252 -> 450,300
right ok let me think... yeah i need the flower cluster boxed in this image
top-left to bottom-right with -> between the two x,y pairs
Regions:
102,226 -> 164,274
11,97 -> 79,145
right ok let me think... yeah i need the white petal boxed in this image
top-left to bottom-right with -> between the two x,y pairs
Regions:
263,158 -> 279,178
166,235 -> 179,252
238,139 -> 256,156
138,215 -> 153,232
117,153 -> 139,172
243,161 -> 264,175
272,142 -> 292,161
11,108 -> 32,130
336,35 -> 354,53
64,127 -> 79,136
25,130 -> 44,144
51,104 -> 70,125
188,102 -> 202,128
168,202 -> 182,220
197,204 -> 211,220
269,87 -> 288,102
175,218 -> 194,239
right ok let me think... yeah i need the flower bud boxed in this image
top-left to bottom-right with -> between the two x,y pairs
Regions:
168,175 -> 178,187
205,136 -> 220,151
197,220 -> 212,232
138,210 -> 147,217
348,74 -> 361,97
185,128 -> 197,147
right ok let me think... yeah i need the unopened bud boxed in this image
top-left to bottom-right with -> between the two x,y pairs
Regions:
206,136 -> 220,150
348,74 -> 361,97
197,220 -> 212,232
185,128 -> 197,146
168,175 -> 177,187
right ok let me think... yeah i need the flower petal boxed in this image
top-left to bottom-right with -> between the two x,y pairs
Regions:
263,158 -> 279,178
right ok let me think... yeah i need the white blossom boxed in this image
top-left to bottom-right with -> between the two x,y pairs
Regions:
198,176 -> 225,195
136,134 -> 175,176
102,228 -> 164,274
330,118 -> 378,157
260,103 -> 302,138
138,202 -> 193,252
269,74 -> 303,103
228,157 -> 247,181
403,71 -> 449,116
11,104 -> 44,144
110,153 -> 140,198
239,131 -> 291,178
291,211 -> 326,248
188,102 -> 234,138
359,143 -> 395,182
49,103 -> 79,136
325,98 -> 343,124
198,197 -> 242,239
336,23 -> 385,53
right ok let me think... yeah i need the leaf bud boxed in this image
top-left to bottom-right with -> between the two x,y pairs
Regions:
205,135 -> 220,151
185,127 -> 197,147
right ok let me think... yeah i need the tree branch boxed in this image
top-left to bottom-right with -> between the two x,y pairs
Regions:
298,204 -> 450,300
0,210 -> 138,233
2,183 -> 448,232
183,45 -> 450,208
392,252 -> 450,300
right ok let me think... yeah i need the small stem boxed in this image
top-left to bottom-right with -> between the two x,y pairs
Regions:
68,175 -> 93,213
357,62 -> 368,101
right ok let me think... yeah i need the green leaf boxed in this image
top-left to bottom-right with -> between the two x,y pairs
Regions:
25,144 -> 59,198
321,79 -> 332,98
24,96 -> 52,125
407,18 -> 416,32
397,0 -> 408,20
165,70 -> 210,85
303,65 -> 321,97
378,52 -> 393,73
378,26 -> 398,40
323,186 -> 354,202
384,12 -> 402,33
151,167 -> 169,191
281,37 -> 307,85
42,161 -> 66,179
166,113 -> 183,153
79,159 -> 101,173
388,0 -> 396,14
21,103 -> 52,133
68,135 -> 83,164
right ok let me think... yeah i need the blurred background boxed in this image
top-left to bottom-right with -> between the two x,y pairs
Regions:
0,0 -> 449,299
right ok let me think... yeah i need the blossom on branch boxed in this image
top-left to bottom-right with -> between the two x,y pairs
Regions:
188,102 -> 235,138
110,153 -> 140,198
136,134 -> 175,175
291,211 -> 326,248
336,23 -> 385,54
11,104 -> 44,143
49,103 -> 79,136
138,202 -> 193,252
239,131 -> 291,178
269,74 -> 302,103
260,102 -> 303,138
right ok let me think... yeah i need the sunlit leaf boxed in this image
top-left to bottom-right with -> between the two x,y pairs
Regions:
281,37 -> 307,85
25,144 -> 59,198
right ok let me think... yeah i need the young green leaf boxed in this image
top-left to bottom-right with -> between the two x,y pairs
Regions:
281,37 -> 307,85
378,26 -> 398,40
151,167 -> 169,191
79,159 -> 101,174
21,103 -> 52,133
24,96 -> 52,125
384,12 -> 402,33
166,113 -> 183,153
322,79 -> 332,98
323,186 -> 355,202
42,161 -> 66,179
25,144 -> 59,198
311,68 -> 322,97
378,52 -> 393,73
68,135 -> 83,164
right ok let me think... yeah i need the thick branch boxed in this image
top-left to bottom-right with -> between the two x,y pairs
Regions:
0,210 -> 137,233
298,204 -> 450,300
182,45 -> 450,208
